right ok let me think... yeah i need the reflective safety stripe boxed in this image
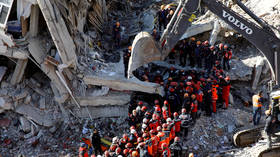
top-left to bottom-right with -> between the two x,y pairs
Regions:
252,95 -> 262,107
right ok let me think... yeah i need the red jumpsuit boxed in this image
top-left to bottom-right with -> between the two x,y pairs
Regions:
222,83 -> 230,108
212,84 -> 218,113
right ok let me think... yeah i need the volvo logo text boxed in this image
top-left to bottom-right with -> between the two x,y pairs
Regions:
222,10 -> 253,35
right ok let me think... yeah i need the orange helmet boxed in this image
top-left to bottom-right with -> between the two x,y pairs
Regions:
128,46 -> 132,51
190,37 -> 196,41
164,100 -> 168,105
196,41 -> 201,45
174,112 -> 178,117
123,149 -> 129,155
132,151 -> 139,157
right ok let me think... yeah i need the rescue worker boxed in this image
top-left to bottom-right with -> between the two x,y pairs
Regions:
123,46 -> 132,78
166,88 -> 181,113
216,43 -> 224,61
169,137 -> 183,157
202,40 -> 210,69
149,114 -> 160,131
264,108 -> 274,148
147,130 -> 159,156
161,143 -> 171,157
189,37 -> 196,67
222,44 -> 232,71
151,28 -> 160,41
112,21 -> 121,48
179,39 -> 188,67
157,5 -> 167,31
79,137 -> 94,157
221,76 -> 231,109
195,41 -> 202,68
190,94 -> 198,122
179,108 -> 192,140
166,10 -> 174,26
173,112 -> 181,136
119,134 -> 129,149
91,129 -> 102,155
112,147 -> 122,157
209,45 -> 217,71
252,91 -> 264,125
137,142 -> 150,157
182,93 -> 191,113
212,80 -> 219,113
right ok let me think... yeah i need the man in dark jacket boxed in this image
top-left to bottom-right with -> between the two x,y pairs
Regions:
91,129 -> 102,155
158,5 -> 167,31
170,137 -> 183,157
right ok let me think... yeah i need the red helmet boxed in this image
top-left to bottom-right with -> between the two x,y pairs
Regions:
110,145 -> 117,151
164,100 -> 168,105
138,101 -> 143,105
182,108 -> 186,113
225,76 -> 230,81
130,126 -> 135,130
137,137 -> 143,143
123,149 -> 129,155
186,82 -> 192,86
116,147 -> 122,154
210,46 -> 215,50
174,112 -> 178,117
161,143 -> 168,149
219,43 -> 224,49
154,100 -> 159,104
162,123 -> 168,129
204,40 -> 209,45
169,88 -> 175,92
149,130 -> 156,135
123,133 -> 128,139
125,143 -> 133,148
155,106 -> 161,113
174,137 -> 180,142
142,133 -> 149,138
141,106 -> 147,112
157,126 -> 162,132
224,44 -> 228,49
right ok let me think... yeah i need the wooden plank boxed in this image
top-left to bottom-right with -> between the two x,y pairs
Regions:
10,59 -> 28,85
29,5 -> 40,37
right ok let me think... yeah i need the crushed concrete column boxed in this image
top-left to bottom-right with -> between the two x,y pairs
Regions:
252,58 -> 265,91
30,4 -> 40,37
209,20 -> 221,45
10,59 -> 28,85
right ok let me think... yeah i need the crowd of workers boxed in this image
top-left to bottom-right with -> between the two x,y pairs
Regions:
79,3 -> 235,157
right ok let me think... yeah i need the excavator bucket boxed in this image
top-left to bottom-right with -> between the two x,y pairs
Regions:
127,32 -> 162,78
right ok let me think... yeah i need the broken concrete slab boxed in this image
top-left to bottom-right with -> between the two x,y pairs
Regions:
128,32 -> 161,78
84,75 -> 164,96
15,104 -> 55,127
0,48 -> 29,59
74,105 -> 128,119
37,0 -> 77,68
229,59 -> 253,81
0,97 -> 13,113
28,39 -> 69,103
19,116 -> 31,133
10,59 -> 28,85
39,97 -> 46,110
252,58 -> 265,91
0,118 -> 11,128
78,92 -> 130,107
14,90 -> 29,101
0,66 -> 7,82
180,22 -> 214,40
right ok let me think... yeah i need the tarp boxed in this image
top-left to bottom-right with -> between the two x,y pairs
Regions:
17,0 -> 32,21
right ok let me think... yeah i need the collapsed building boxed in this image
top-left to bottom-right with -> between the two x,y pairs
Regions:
0,0 -> 280,156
